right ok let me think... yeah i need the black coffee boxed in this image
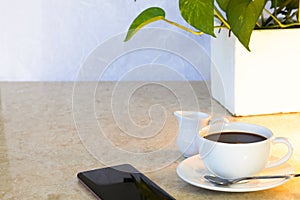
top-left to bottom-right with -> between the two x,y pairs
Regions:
204,132 -> 267,144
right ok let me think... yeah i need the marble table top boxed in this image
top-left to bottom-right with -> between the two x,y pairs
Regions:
0,82 -> 299,199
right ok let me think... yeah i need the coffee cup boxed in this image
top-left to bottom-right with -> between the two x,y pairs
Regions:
197,122 -> 293,179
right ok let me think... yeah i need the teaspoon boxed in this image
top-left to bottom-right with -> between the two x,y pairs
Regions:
204,174 -> 300,186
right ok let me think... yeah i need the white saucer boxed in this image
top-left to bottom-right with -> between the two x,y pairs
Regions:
176,155 -> 294,192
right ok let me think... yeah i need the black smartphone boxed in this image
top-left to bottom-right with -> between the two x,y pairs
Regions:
77,164 -> 175,200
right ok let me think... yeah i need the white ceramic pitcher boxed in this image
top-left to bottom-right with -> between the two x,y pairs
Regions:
174,111 -> 227,157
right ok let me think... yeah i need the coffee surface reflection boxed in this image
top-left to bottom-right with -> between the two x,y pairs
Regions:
204,132 -> 267,144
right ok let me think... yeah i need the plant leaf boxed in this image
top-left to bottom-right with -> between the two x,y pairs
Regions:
124,7 -> 165,41
271,0 -> 299,9
271,0 -> 282,8
286,0 -> 299,9
226,0 -> 265,50
217,0 -> 231,11
179,0 -> 215,36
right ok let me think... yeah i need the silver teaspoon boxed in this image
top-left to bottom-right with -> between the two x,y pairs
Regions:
204,174 -> 300,186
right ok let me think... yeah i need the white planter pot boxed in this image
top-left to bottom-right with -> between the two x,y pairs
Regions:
211,28 -> 300,116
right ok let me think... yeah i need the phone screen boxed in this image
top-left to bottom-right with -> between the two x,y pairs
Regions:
77,164 -> 175,200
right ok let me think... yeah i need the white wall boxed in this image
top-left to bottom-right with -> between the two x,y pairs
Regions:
0,0 -> 210,81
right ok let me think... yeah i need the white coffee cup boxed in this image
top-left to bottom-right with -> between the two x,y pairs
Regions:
197,122 -> 293,179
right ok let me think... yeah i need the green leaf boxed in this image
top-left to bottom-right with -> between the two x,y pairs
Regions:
217,0 -> 231,11
179,0 -> 215,36
124,7 -> 165,41
286,0 -> 299,9
271,0 -> 299,9
226,0 -> 265,50
270,0 -> 280,8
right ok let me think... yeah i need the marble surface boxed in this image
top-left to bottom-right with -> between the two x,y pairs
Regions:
0,82 -> 299,199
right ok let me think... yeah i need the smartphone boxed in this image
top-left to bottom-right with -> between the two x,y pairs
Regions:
77,164 -> 175,200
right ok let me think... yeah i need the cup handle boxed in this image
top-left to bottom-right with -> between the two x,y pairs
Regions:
209,117 -> 229,125
265,137 -> 293,168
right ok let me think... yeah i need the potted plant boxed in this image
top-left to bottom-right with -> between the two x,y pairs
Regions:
125,0 -> 300,116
